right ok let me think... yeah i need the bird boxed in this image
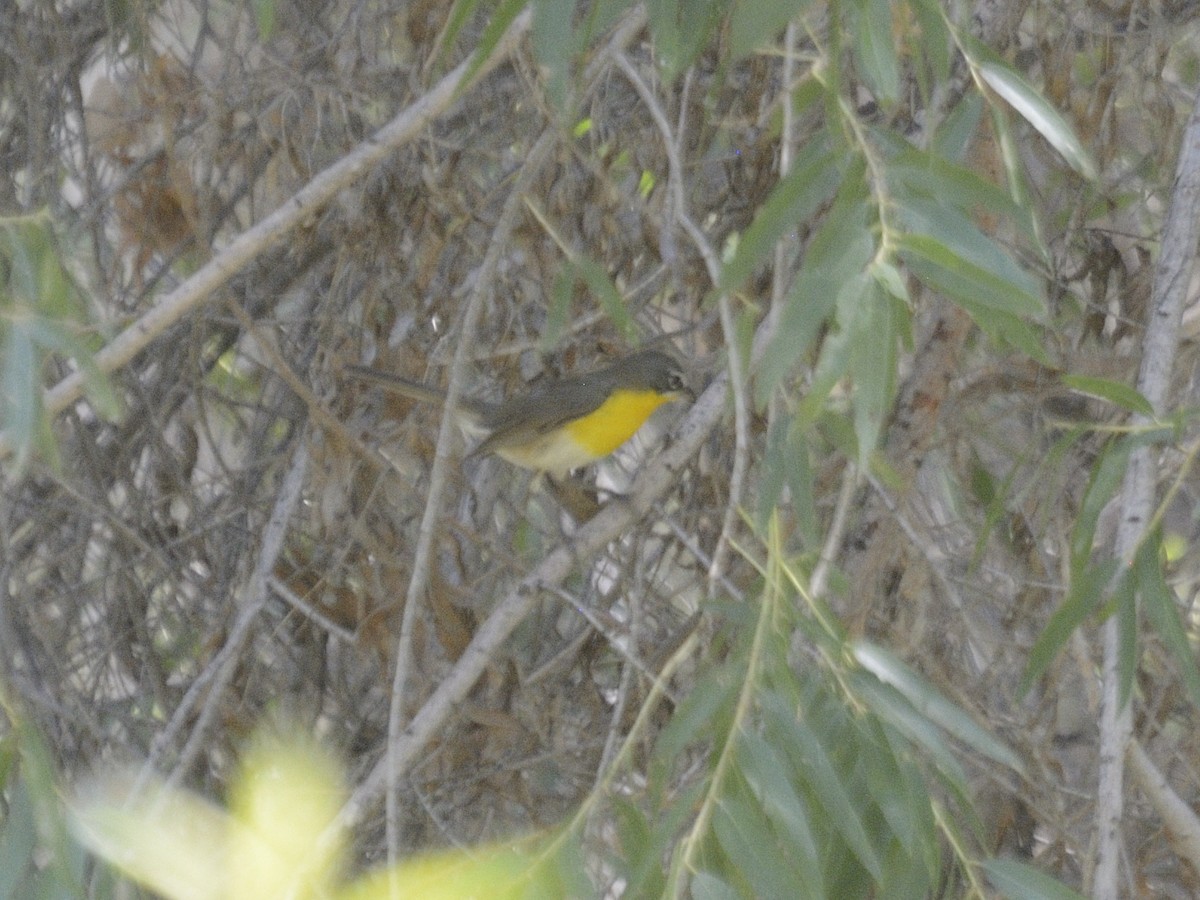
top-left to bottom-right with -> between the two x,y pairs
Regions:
344,349 -> 693,478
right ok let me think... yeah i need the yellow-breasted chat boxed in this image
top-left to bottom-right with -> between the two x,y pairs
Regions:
344,349 -> 693,478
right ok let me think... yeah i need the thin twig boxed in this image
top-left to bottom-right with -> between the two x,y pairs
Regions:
384,127 -> 559,862
140,437 -> 309,792
609,51 -> 750,593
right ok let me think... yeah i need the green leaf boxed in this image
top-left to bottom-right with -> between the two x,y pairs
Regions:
253,0 -> 276,39
713,776 -> 808,899
845,274 -> 897,468
728,0 -> 811,64
27,316 -> 121,420
0,779 -> 37,898
908,0 -> 952,90
542,267 -> 574,349
1021,559 -> 1120,694
1135,532 -> 1200,710
853,642 -> 1025,774
738,731 -> 823,892
718,136 -> 841,296
1059,375 -> 1155,418
977,59 -> 1097,180
649,660 -> 739,791
2,323 -> 41,470
457,0 -> 529,94
531,0 -> 578,111
852,673 -> 966,785
982,858 -> 1087,899
757,187 -> 872,407
930,92 -> 984,163
573,256 -> 634,338
779,716 -> 884,881
889,146 -> 1037,247
690,870 -> 741,900
646,0 -> 723,81
854,0 -> 899,106
1071,437 -> 1132,567
894,210 -> 1044,318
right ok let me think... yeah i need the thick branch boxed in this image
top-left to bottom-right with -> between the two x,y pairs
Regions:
1095,89 -> 1200,899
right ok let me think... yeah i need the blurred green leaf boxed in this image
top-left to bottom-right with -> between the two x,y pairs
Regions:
852,672 -> 966,785
977,58 -> 1098,180
738,731 -> 823,892
780,716 -> 883,881
1059,375 -> 1155,418
846,274 -> 897,468
1022,559 -> 1120,694
1135,532 -> 1200,710
854,0 -> 899,106
713,775 -> 807,899
690,871 -> 740,900
894,217 -> 1044,318
253,0 -> 276,39
646,0 -> 723,81
1071,437 -> 1132,566
718,136 -> 841,296
728,0 -> 811,64
573,256 -> 634,338
982,858 -> 1086,899
853,642 -> 1025,774
457,0 -> 529,93
759,185 -> 872,408
531,0 -> 577,111
909,0 -> 952,91
0,779 -> 37,898
889,146 -> 1037,247
931,92 -> 984,163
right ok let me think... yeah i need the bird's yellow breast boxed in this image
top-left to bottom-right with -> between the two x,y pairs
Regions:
564,388 -> 672,458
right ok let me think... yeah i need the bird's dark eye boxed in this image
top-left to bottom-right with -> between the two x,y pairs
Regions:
669,373 -> 686,392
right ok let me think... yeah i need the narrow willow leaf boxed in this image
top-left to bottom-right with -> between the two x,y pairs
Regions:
531,0 -> 576,111
738,731 -> 823,892
574,256 -> 634,337
889,147 -> 1036,246
982,859 -> 1087,899
1071,437 -> 1132,567
757,190 -> 871,406
851,673 -> 966,785
778,716 -> 884,881
855,0 -> 899,106
718,138 -> 841,295
909,0 -> 952,88
1059,374 -> 1155,418
1135,533 -> 1200,710
1021,559 -> 1120,695
713,780 -> 807,899
27,317 -> 121,420
729,0 -> 811,64
2,324 -> 40,468
457,0 -> 528,94
853,642 -> 1025,774
689,871 -> 740,900
847,275 -> 897,468
895,211 -> 1044,317
978,60 -> 1098,180
0,780 -> 37,896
